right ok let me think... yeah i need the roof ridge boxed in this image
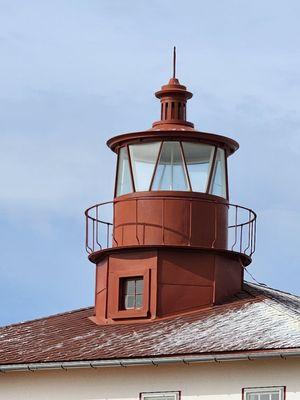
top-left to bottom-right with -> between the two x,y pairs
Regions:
244,281 -> 300,319
245,281 -> 300,301
0,306 -> 93,330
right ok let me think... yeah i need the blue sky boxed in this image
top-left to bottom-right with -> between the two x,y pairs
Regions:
1,0 -> 300,325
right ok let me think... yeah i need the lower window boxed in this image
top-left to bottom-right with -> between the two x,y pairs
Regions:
120,276 -> 143,310
141,392 -> 180,400
243,387 -> 285,400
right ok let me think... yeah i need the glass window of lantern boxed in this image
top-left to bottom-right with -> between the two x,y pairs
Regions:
129,142 -> 161,191
151,141 -> 189,191
182,142 -> 215,192
116,147 -> 133,196
210,148 -> 227,198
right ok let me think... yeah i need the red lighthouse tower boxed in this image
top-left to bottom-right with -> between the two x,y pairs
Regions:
86,50 -> 257,325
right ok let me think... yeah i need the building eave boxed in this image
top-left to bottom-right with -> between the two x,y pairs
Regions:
1,349 -> 300,373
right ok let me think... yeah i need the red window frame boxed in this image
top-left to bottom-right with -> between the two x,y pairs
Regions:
108,268 -> 150,320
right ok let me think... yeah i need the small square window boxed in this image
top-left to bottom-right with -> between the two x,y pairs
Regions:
120,277 -> 144,310
141,392 -> 180,400
244,387 -> 284,400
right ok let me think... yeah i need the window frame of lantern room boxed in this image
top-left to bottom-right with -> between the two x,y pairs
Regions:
149,140 -> 228,199
115,140 -> 229,199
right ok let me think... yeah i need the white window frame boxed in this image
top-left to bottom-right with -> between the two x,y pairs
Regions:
141,391 -> 180,400
243,386 -> 285,400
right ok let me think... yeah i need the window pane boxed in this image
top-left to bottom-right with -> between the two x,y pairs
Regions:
125,295 -> 135,309
129,142 -> 161,191
271,394 -> 279,400
135,278 -> 143,294
135,294 -> 143,309
247,395 -> 259,400
116,147 -> 133,196
144,397 -> 175,400
182,142 -> 214,192
210,148 -> 227,198
260,395 -> 270,400
152,142 -> 189,191
124,279 -> 135,295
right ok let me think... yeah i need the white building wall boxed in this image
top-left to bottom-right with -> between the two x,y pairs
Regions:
0,358 -> 299,400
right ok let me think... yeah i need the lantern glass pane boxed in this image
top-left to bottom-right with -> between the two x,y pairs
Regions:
129,142 -> 161,191
182,142 -> 214,192
210,148 -> 227,198
152,142 -> 189,191
116,147 -> 133,196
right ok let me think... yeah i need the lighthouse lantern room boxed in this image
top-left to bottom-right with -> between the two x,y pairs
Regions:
85,49 -> 257,325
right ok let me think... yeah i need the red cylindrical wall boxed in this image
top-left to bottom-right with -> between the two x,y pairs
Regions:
113,192 -> 228,250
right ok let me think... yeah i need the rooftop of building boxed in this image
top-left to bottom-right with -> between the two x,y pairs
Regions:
0,282 -> 299,369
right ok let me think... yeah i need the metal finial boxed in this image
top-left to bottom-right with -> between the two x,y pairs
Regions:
173,46 -> 176,78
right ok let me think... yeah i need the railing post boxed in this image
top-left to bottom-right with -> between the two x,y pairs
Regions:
244,210 -> 251,254
85,215 -> 91,253
231,205 -> 238,251
96,205 -> 102,250
106,223 -> 110,248
252,218 -> 257,255
250,220 -> 254,255
240,224 -> 243,254
92,220 -> 95,253
96,206 -> 99,248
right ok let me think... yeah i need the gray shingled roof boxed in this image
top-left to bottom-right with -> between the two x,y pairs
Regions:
0,282 -> 299,366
